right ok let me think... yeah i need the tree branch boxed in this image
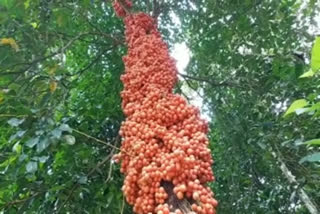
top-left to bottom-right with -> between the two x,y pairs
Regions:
71,128 -> 121,151
271,146 -> 320,214
27,33 -> 87,65
1,33 -> 89,76
56,140 -> 119,214
180,74 -> 205,100
117,0 -> 132,15
74,46 -> 117,76
162,181 -> 196,214
120,195 -> 125,214
88,32 -> 124,44
0,192 -> 42,210
178,72 -> 244,89
0,114 -> 28,118
152,0 -> 162,20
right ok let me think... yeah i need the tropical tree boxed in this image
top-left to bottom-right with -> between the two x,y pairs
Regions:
175,0 -> 320,213
0,0 -> 319,213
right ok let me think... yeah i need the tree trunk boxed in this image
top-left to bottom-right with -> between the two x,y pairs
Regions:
271,150 -> 319,214
161,181 -> 196,214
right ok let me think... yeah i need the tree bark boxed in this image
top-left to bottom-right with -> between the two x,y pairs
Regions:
161,181 -> 196,214
271,150 -> 319,214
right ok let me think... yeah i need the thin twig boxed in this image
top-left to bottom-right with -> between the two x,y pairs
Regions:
89,32 -> 124,44
105,157 -> 114,183
180,74 -> 204,100
1,192 -> 41,210
88,152 -> 115,177
152,0 -> 162,19
1,33 -> 89,76
105,139 -> 119,183
56,152 -> 115,213
71,128 -> 121,151
76,47 -> 115,76
178,72 -> 244,89
0,114 -> 28,118
55,183 -> 78,214
180,89 -> 192,102
116,0 -> 132,15
120,195 -> 125,214
71,129 -> 131,157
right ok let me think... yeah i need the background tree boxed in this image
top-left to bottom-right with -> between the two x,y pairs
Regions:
0,0 -> 319,213
174,0 -> 320,213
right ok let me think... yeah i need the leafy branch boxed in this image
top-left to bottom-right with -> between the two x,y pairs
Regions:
56,138 -> 119,213
74,46 -> 118,76
0,192 -> 43,210
178,72 -> 245,89
72,128 -> 121,151
1,32 -> 122,76
1,33 -> 89,74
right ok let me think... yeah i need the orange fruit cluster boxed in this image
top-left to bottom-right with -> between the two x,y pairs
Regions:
112,5 -> 218,214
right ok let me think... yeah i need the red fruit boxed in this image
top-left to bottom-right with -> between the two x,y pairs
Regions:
112,2 -> 217,214
176,191 -> 184,200
191,204 -> 198,211
193,191 -> 200,201
175,209 -> 183,214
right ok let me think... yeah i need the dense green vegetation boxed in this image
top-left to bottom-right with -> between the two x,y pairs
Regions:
0,0 -> 319,213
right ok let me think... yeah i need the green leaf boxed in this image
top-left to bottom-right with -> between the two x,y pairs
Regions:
13,142 -> 22,153
7,118 -> 25,127
78,176 -> 87,184
63,135 -> 76,145
38,156 -> 49,163
51,128 -> 62,138
299,69 -> 315,78
0,91 -> 4,103
0,12 -> 8,24
311,36 -> 320,72
310,102 -> 320,111
19,154 -> 28,162
30,22 -> 38,28
26,161 -> 38,173
24,0 -> 31,9
295,108 -> 309,115
299,152 -> 320,163
37,138 -> 50,153
54,8 -> 70,27
59,124 -> 72,133
25,137 -> 39,148
283,99 -> 308,117
9,130 -> 26,142
0,0 -> 15,9
303,139 -> 320,146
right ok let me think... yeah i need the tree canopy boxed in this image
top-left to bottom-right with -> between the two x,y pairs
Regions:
0,0 -> 320,213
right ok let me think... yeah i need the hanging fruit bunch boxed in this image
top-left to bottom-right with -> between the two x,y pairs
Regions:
112,1 -> 218,213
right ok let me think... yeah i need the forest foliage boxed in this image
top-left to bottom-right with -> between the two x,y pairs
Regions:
0,0 -> 320,213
